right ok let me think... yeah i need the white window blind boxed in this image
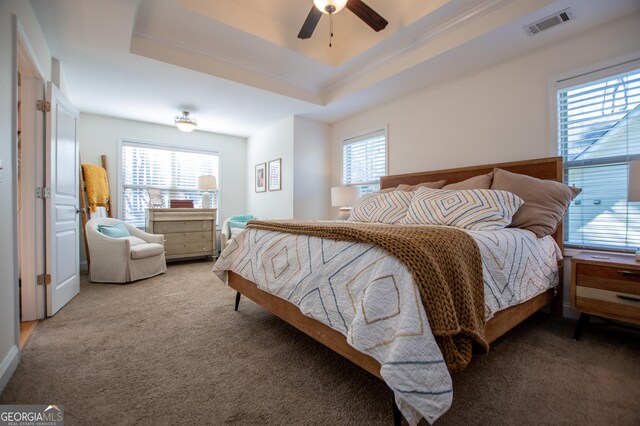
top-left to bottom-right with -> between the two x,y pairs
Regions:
343,129 -> 386,193
120,141 -> 219,228
558,66 -> 640,250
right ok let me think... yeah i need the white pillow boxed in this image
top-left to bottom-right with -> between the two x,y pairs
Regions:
349,190 -> 414,224
401,187 -> 524,230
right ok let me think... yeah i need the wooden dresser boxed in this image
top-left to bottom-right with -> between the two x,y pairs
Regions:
146,208 -> 217,261
570,252 -> 640,338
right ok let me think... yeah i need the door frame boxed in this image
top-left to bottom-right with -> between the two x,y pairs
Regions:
16,23 -> 46,321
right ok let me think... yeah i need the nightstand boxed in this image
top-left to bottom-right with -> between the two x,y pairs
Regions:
571,252 -> 640,339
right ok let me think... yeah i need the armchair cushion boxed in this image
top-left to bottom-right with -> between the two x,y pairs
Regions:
123,236 -> 147,246
98,223 -> 130,238
130,243 -> 165,260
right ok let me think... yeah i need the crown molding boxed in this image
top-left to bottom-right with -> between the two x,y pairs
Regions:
131,28 -> 324,96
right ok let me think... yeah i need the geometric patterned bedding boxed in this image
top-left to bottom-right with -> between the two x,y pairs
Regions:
468,229 -> 562,319
212,226 -> 561,425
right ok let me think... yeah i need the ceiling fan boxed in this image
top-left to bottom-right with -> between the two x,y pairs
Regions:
298,0 -> 388,40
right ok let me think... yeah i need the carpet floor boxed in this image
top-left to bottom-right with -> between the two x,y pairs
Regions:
1,261 -> 638,425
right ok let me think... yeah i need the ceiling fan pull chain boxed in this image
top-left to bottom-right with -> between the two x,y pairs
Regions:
329,13 -> 333,47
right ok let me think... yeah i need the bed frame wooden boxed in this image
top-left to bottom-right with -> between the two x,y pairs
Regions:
228,156 -> 564,421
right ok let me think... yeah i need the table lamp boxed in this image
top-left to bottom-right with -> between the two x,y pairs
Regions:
197,175 -> 217,209
629,160 -> 640,261
331,186 -> 361,220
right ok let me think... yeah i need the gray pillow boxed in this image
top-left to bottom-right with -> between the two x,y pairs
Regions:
491,168 -> 581,237
443,171 -> 493,190
396,180 -> 446,191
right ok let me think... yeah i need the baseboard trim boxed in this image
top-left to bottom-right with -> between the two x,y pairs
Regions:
0,345 -> 19,392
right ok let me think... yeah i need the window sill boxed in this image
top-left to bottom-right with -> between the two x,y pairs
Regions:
563,247 -> 635,258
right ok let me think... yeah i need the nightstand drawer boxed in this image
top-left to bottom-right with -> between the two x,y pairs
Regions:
576,286 -> 640,321
575,263 -> 640,295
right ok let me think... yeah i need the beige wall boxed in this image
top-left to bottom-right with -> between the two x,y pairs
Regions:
293,117 -> 331,220
247,116 -> 331,220
247,117 -> 295,219
79,113 -> 247,263
330,12 -> 640,186
329,12 -> 640,314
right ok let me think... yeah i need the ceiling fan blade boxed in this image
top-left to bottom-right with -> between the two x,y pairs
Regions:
346,0 -> 388,32
298,6 -> 323,39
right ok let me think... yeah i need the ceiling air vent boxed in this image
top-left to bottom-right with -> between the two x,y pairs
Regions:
524,8 -> 573,36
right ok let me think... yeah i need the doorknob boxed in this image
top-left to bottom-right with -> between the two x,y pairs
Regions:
76,208 -> 84,214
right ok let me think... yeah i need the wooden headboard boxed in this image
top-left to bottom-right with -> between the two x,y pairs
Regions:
380,156 -> 564,252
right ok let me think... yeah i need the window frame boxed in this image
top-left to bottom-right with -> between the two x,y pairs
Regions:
341,127 -> 389,193
116,138 -> 221,226
553,56 -> 640,252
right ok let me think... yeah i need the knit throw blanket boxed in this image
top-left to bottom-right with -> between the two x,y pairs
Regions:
81,164 -> 110,212
247,220 -> 488,373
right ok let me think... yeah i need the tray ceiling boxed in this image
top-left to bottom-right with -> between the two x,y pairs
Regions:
31,0 -> 640,136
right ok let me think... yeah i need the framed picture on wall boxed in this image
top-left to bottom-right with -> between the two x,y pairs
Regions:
268,158 -> 281,191
255,163 -> 266,192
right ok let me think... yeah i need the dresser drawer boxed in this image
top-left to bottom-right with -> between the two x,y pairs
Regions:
576,286 -> 640,321
154,220 -> 213,234
151,211 -> 215,221
164,231 -> 210,244
575,263 -> 640,295
165,241 -> 214,256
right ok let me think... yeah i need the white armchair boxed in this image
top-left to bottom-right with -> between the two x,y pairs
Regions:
86,218 -> 167,283
220,217 -> 251,250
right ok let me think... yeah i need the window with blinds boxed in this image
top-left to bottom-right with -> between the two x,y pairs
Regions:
558,66 -> 640,250
343,129 -> 387,193
120,141 -> 219,228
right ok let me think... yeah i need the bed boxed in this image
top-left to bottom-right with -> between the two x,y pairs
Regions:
213,156 -> 566,425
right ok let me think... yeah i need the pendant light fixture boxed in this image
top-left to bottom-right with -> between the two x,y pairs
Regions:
174,111 -> 197,133
313,0 -> 348,14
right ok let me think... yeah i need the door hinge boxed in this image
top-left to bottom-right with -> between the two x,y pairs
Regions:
37,274 -> 51,286
35,187 -> 51,199
36,100 -> 51,112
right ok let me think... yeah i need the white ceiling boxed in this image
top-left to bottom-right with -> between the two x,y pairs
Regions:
31,0 -> 640,138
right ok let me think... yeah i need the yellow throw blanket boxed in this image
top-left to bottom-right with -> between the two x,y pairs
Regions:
81,164 -> 110,212
246,220 -> 488,373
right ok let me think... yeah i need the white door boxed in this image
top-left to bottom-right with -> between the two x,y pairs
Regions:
45,82 -> 80,316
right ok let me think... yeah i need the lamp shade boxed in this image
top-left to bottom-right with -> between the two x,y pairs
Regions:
197,175 -> 217,190
629,160 -> 640,202
331,186 -> 361,207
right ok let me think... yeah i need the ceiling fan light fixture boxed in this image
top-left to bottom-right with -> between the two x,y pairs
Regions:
174,111 -> 197,133
314,0 -> 348,14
